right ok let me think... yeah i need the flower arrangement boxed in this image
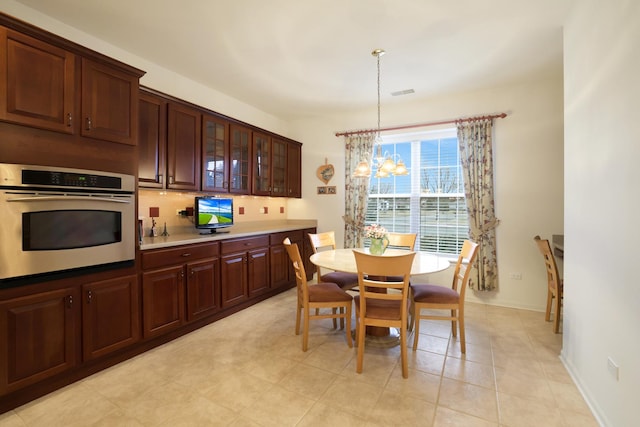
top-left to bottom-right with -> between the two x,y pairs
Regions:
364,223 -> 388,239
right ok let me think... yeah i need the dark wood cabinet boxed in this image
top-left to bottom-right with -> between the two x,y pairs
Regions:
138,90 -> 167,188
0,27 -> 75,134
271,138 -> 288,197
142,265 -> 185,338
202,114 -> 229,193
287,141 -> 302,198
141,243 -> 220,336
303,228 -> 317,280
80,58 -> 138,145
229,124 -> 251,194
0,287 -> 78,395
167,102 -> 201,190
82,275 -> 140,361
220,236 -> 270,307
186,257 -> 221,322
269,230 -> 302,289
252,132 -> 271,196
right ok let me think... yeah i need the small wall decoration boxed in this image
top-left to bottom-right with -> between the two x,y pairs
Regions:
317,186 -> 327,195
316,158 -> 335,184
317,185 -> 337,195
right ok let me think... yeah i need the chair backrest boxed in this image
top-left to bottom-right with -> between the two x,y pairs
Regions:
307,231 -> 337,253
386,232 -> 417,250
283,238 -> 308,302
353,250 -> 416,322
534,236 -> 561,295
452,240 -> 480,300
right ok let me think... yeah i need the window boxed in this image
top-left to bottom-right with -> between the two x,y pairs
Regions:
366,129 -> 469,255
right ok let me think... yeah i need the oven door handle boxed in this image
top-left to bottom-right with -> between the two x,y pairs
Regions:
7,195 -> 132,204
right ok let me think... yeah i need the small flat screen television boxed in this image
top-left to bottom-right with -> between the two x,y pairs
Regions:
194,196 -> 233,234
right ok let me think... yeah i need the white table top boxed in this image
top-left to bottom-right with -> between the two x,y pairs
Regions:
309,248 -> 451,275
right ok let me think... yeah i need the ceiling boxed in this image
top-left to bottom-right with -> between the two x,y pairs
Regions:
15,0 -> 573,120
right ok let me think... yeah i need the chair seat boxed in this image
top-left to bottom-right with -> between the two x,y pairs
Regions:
411,283 -> 460,304
321,271 -> 359,289
354,295 -> 405,320
309,282 -> 353,302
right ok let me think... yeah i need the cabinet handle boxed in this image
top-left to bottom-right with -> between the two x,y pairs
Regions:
87,290 -> 92,304
157,174 -> 163,184
67,295 -> 73,308
85,117 -> 92,130
181,253 -> 191,257
67,113 -> 73,127
169,176 -> 174,184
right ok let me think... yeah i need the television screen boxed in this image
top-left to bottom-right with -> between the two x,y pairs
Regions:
194,197 -> 233,233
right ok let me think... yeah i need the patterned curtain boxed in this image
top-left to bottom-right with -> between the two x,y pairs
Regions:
343,133 -> 375,248
457,119 -> 500,291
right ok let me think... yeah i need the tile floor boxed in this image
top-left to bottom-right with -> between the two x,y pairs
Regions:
0,288 -> 598,426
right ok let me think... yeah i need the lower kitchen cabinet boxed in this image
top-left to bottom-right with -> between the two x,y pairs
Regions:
82,275 -> 140,361
186,257 -> 221,322
220,235 -> 270,307
0,287 -> 79,395
142,265 -> 185,338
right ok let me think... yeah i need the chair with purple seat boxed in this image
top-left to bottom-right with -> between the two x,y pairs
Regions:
308,231 -> 359,290
409,240 -> 479,353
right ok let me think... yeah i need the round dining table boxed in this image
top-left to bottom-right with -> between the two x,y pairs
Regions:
309,248 -> 451,347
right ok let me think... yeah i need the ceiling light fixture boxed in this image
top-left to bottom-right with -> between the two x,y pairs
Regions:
353,49 -> 409,178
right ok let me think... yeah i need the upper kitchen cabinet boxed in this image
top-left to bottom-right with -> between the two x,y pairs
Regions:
287,141 -> 302,198
202,114 -> 229,193
0,28 -> 75,134
138,90 -> 167,188
80,58 -> 138,145
0,22 -> 143,146
271,138 -> 288,197
252,132 -> 271,196
229,124 -> 251,194
167,102 -> 201,191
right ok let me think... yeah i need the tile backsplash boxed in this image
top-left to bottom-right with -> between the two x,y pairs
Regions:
138,190 -> 288,236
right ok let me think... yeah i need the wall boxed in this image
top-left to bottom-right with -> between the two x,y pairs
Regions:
563,1 -> 640,426
288,75 -> 565,312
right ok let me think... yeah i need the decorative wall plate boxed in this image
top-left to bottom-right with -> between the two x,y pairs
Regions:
316,158 -> 335,184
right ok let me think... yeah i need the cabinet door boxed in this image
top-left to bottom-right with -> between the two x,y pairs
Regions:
270,244 -> 290,290
186,258 -> 220,322
0,28 -> 75,134
142,265 -> 185,338
0,288 -> 78,395
220,253 -> 248,307
229,124 -> 251,194
202,114 -> 229,192
248,248 -> 270,297
167,102 -> 201,190
303,228 -> 317,280
287,141 -> 302,198
81,58 -> 137,145
82,275 -> 140,361
252,132 -> 271,196
138,91 -> 167,188
271,139 -> 288,197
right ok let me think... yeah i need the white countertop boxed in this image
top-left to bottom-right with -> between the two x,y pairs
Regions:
140,220 -> 317,250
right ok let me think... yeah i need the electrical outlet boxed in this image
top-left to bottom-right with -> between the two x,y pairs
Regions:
509,272 -> 522,280
607,357 -> 619,381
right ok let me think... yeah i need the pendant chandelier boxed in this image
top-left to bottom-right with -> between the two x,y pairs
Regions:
353,49 -> 409,178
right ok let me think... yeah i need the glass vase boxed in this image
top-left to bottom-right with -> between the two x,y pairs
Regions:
369,237 -> 389,255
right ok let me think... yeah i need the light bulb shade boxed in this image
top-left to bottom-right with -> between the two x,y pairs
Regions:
353,160 -> 371,177
374,167 -> 389,178
381,156 -> 396,173
394,159 -> 409,175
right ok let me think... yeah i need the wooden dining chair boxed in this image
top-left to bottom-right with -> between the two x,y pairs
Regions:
308,231 -> 359,290
353,250 -> 416,378
386,232 -> 417,250
283,238 -> 353,351
409,240 -> 479,353
534,235 -> 563,333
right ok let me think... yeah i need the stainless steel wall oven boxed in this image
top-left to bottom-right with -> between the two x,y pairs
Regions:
0,163 -> 135,286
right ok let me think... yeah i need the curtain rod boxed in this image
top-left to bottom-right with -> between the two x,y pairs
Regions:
335,112 -> 507,137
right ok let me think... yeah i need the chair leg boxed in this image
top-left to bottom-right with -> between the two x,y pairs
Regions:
553,294 -> 561,334
356,315 -> 366,373
408,299 -> 415,332
545,290 -> 553,322
332,308 -> 338,329
451,309 -> 457,338
303,308 -> 310,352
400,325 -> 408,378
345,304 -> 353,348
459,309 -> 466,354
295,304 -> 301,335
412,304 -> 421,351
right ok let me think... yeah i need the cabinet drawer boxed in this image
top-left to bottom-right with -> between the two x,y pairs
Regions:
221,236 -> 269,254
270,230 -> 303,245
142,243 -> 219,270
